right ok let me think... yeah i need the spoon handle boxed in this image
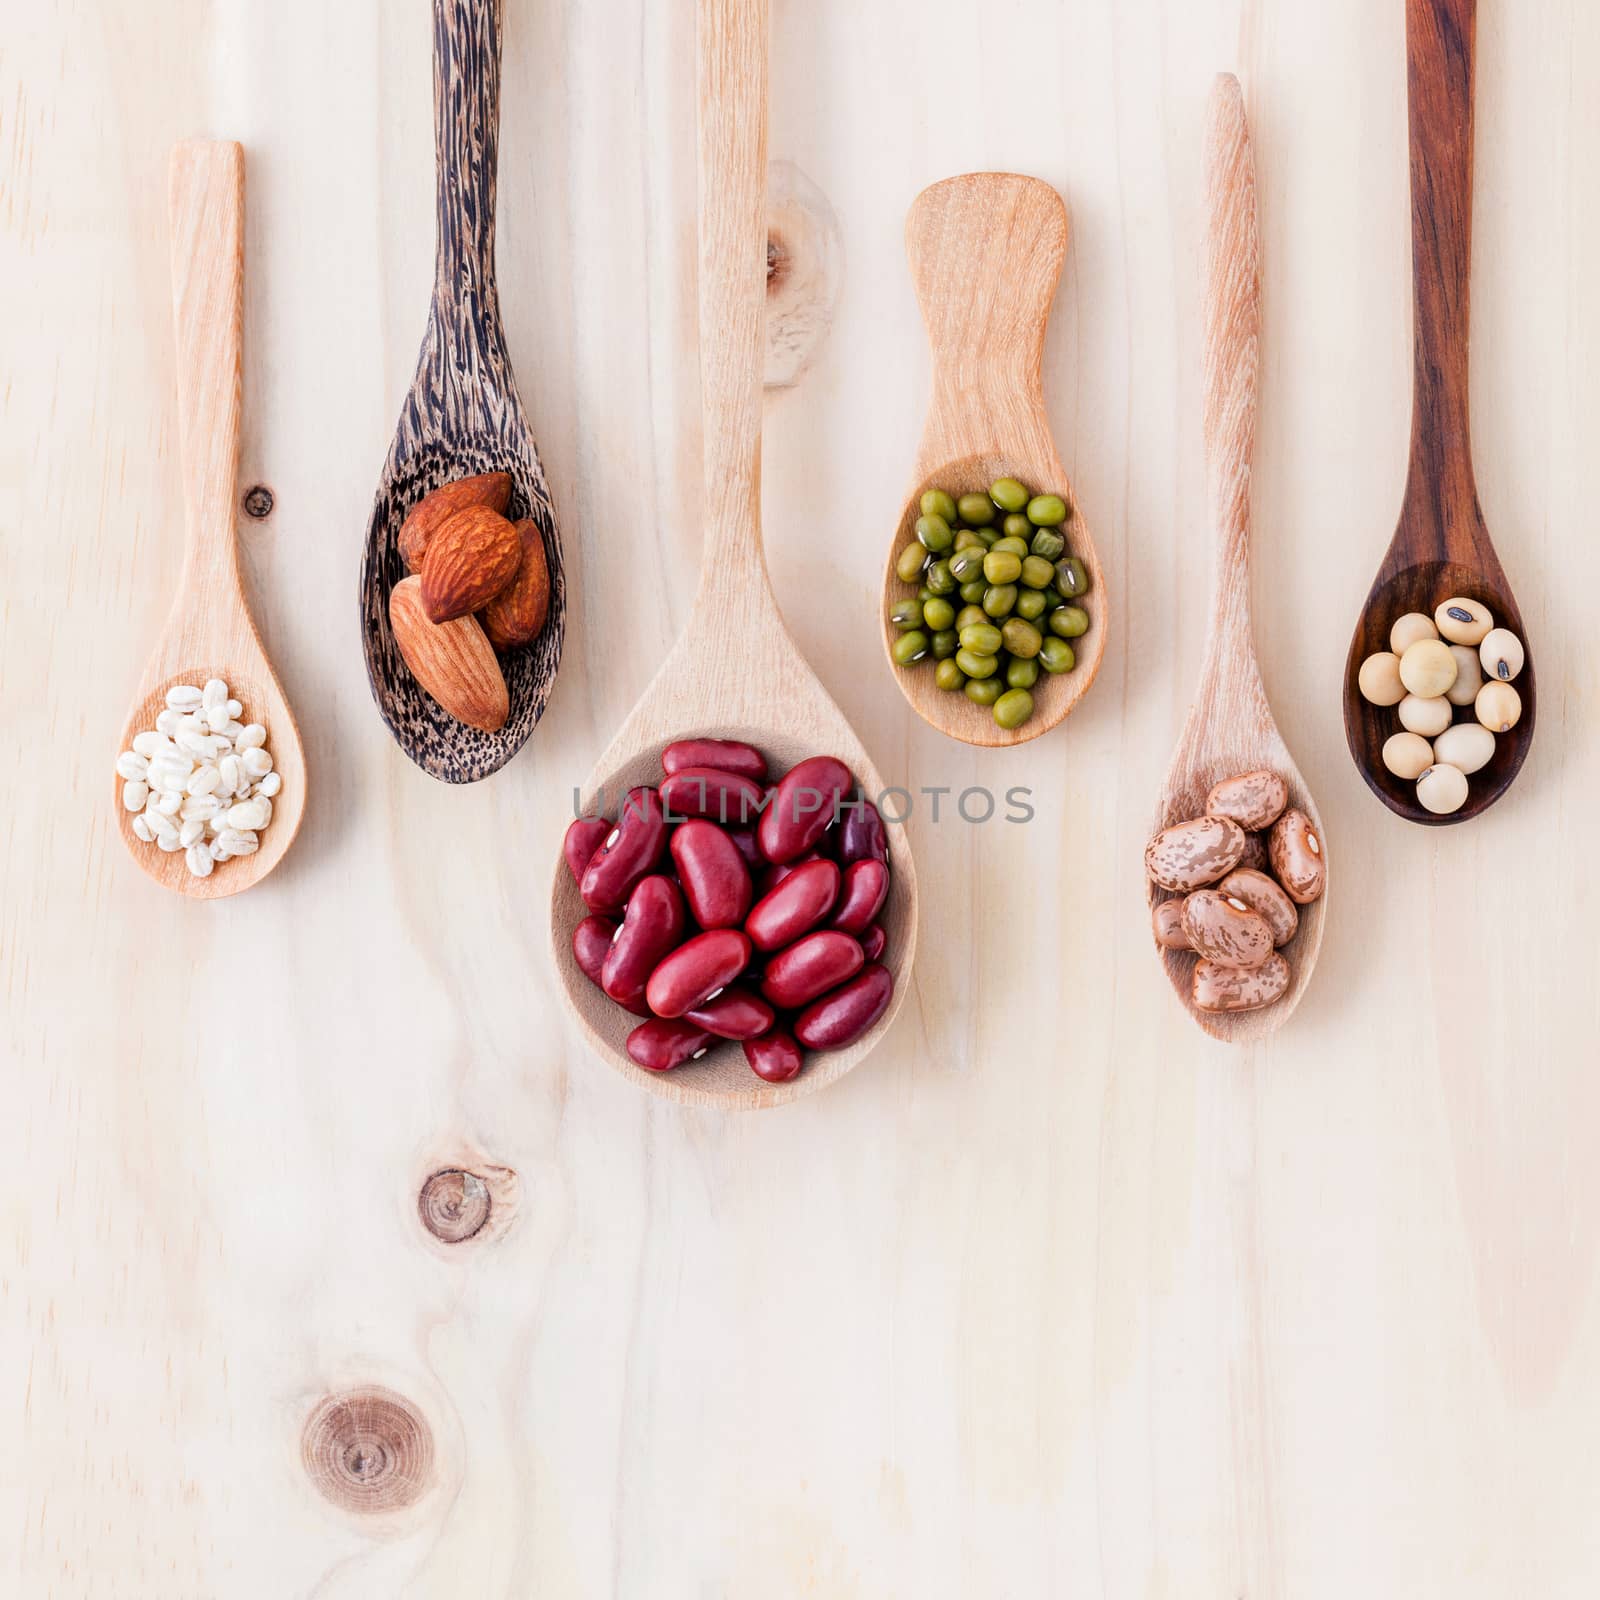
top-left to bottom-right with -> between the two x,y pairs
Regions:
693,0 -> 771,607
168,141 -> 244,613
431,0 -> 502,310
904,173 -> 1067,481
1404,0 -> 1478,507
1202,76 -> 1260,639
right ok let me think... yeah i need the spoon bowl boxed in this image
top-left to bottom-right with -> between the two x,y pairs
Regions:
884,174 -> 1108,747
358,0 -> 564,783
1344,559 -> 1536,824
549,0 -> 918,1110
1341,0 -> 1535,822
1148,77 -> 1327,1041
114,141 -> 305,900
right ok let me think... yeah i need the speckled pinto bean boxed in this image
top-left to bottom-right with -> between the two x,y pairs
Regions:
1192,954 -> 1291,1014
659,767 -> 766,825
858,924 -> 887,962
626,1018 -> 717,1072
837,797 -> 888,866
761,930 -> 865,1010
601,876 -> 686,1012
1204,770 -> 1288,832
758,756 -> 854,863
579,787 -> 668,912
564,816 -> 611,885
1268,810 -> 1325,905
831,859 -> 889,935
645,929 -> 753,1018
794,963 -> 895,1049
1217,868 -> 1298,948
684,986 -> 776,1041
1143,815 -> 1247,893
1237,832 -> 1270,873
1152,900 -> 1191,951
746,859 -> 841,953
670,820 -> 753,930
661,738 -> 769,783
744,1030 -> 804,1083
1180,890 -> 1274,971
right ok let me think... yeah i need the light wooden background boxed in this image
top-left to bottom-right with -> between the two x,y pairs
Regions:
4,0 -> 1599,1594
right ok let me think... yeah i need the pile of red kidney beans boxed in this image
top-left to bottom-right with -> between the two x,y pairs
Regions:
563,738 -> 895,1083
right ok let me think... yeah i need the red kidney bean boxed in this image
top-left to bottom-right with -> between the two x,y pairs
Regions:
831,859 -> 889,935
579,787 -> 667,912
564,816 -> 611,885
838,796 -> 887,866
660,767 -> 766,825
794,963 -> 894,1050
744,1030 -> 804,1083
726,827 -> 762,871
858,924 -> 886,962
757,851 -> 822,898
627,1018 -> 717,1072
601,876 -> 685,1013
685,986 -> 776,1040
670,820 -> 753,930
662,738 -> 768,783
746,858 -> 841,953
760,930 -> 864,1010
757,755 -> 853,863
573,913 -> 619,988
646,929 -> 753,1018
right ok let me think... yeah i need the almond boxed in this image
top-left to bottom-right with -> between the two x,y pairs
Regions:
397,471 -> 512,572
481,519 -> 551,651
389,575 -> 509,733
419,505 -> 521,623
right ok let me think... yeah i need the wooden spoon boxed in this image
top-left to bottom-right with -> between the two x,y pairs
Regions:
358,0 -> 565,784
1342,0 -> 1535,824
548,0 -> 918,1111
882,173 -> 1108,747
1147,76 -> 1327,1042
113,141 -> 305,900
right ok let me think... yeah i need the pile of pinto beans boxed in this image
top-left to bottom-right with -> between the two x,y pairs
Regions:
564,738 -> 895,1083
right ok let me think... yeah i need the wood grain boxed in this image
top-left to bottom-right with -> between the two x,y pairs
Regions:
1341,0 -> 1537,824
6,1 -> 1600,1595
1146,75 -> 1327,1042
883,172 -> 1110,746
358,0 -> 566,783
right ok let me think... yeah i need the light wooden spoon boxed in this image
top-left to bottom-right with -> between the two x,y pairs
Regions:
358,0 -> 565,784
549,0 -> 918,1111
113,141 -> 305,900
883,173 -> 1109,747
1147,76 -> 1327,1042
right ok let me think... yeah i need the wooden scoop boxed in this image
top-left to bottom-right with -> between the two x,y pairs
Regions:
358,0 -> 565,783
1342,0 -> 1535,824
548,0 -> 918,1111
882,173 -> 1108,746
1147,76 -> 1327,1042
113,142 -> 305,900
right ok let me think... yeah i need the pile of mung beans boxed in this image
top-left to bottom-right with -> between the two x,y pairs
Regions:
889,477 -> 1091,731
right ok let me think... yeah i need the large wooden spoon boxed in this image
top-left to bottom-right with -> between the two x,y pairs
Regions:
113,142 -> 305,900
1147,76 -> 1327,1042
881,173 -> 1108,747
358,0 -> 565,784
1342,0 -> 1535,824
549,0 -> 918,1111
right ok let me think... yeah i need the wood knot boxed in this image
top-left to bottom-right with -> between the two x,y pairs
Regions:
418,1168 -> 491,1243
301,1387 -> 434,1514
242,485 -> 275,519
766,233 -> 788,292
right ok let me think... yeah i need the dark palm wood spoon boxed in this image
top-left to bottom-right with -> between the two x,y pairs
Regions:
359,0 -> 565,782
1343,0 -> 1535,824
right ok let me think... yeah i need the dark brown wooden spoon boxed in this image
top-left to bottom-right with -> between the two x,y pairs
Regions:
359,0 -> 565,783
1343,0 -> 1535,824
